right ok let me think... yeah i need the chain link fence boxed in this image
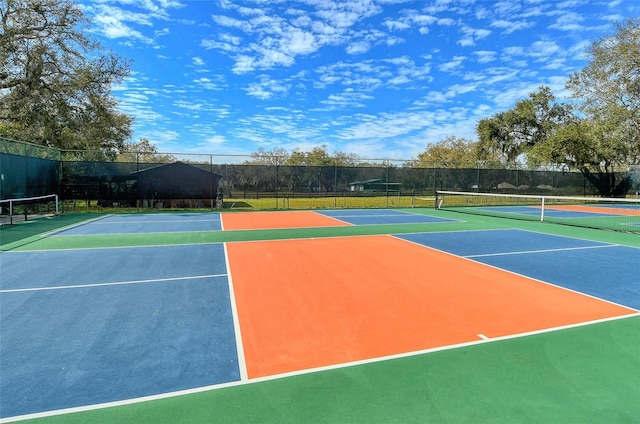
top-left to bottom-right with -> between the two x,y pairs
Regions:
2,137 -> 638,211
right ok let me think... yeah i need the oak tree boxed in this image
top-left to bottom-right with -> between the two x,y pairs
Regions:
0,0 -> 132,155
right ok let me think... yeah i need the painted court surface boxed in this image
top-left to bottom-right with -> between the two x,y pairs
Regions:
0,209 -> 639,423
227,234 -> 634,378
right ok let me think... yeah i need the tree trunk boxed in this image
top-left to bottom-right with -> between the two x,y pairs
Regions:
581,168 -> 632,197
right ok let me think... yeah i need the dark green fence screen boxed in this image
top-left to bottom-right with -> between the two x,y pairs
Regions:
1,138 -> 638,208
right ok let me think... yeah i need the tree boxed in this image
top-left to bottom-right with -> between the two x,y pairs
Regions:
284,145 -> 360,192
118,138 -> 176,163
244,145 -> 361,192
414,135 -> 480,168
412,136 -> 487,192
239,147 -> 289,192
476,86 -> 573,165
560,18 -> 640,196
285,145 -> 359,167
0,0 -> 132,155
245,147 -> 289,165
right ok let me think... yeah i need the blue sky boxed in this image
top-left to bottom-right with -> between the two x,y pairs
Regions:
78,0 -> 638,160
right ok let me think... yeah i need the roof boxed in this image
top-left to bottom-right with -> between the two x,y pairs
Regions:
132,161 -> 223,178
348,179 -> 381,185
348,179 -> 401,187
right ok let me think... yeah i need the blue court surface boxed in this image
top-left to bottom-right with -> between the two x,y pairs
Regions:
317,209 -> 457,225
0,244 -> 239,418
396,229 -> 640,310
54,213 -> 222,235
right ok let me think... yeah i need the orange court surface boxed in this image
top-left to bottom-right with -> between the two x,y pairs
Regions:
545,204 -> 640,216
225,234 -> 636,378
222,210 -> 351,230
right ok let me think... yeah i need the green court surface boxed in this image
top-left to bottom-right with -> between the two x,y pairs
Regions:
1,209 -> 639,424
12,317 -> 640,424
1,209 -> 639,251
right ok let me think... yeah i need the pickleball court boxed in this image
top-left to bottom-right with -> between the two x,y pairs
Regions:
1,209 -> 638,423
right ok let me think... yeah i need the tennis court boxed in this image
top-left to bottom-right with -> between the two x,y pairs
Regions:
1,208 -> 639,423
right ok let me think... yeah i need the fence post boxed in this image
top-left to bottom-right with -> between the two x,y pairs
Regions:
136,152 -> 140,209
275,164 -> 279,209
386,164 -> 390,207
210,154 -> 214,210
334,161 -> 338,209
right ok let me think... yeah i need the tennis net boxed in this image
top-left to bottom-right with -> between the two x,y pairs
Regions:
435,190 -> 640,233
0,194 -> 59,225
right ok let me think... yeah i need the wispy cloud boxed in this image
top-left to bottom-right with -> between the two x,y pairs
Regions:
84,1 -> 184,45
457,25 -> 491,47
245,76 -> 290,100
78,0 -> 632,158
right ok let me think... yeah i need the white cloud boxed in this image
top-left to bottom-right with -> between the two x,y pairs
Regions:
86,0 -> 634,159
211,14 -> 253,32
205,135 -> 227,145
384,19 -> 411,31
194,77 -> 224,91
490,19 -> 536,34
93,14 -> 153,43
437,18 -> 456,26
388,75 -> 412,85
336,111 -> 435,141
320,89 -> 374,108
85,1 -> 184,45
458,25 -> 491,47
346,41 -> 371,55
205,0 -> 389,73
173,100 -> 203,111
413,91 -> 451,106
528,40 -> 561,59
232,55 -> 256,74
244,76 -> 289,100
491,0 -> 523,16
286,29 -> 317,55
439,56 -> 467,72
473,50 -> 497,64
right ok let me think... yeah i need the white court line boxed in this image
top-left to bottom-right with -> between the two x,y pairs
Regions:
0,274 -> 227,294
224,243 -> 248,381
464,243 -> 619,258
393,234 -> 636,312
309,210 -> 354,226
90,219 -> 220,225
53,229 -> 222,237
1,241 -> 225,253
326,214 -> 440,220
2,312 -> 637,424
42,215 -> 114,237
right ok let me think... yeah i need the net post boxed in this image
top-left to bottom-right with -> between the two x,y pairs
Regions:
55,194 -> 59,216
540,196 -> 545,222
9,200 -> 13,225
434,192 -> 439,209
